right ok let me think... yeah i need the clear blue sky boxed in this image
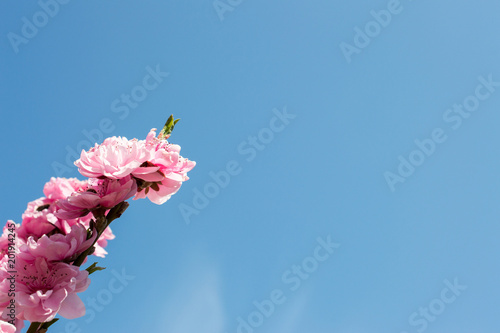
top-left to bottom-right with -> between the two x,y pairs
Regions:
1,1 -> 500,332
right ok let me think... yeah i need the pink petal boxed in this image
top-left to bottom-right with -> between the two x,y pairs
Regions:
58,293 -> 86,319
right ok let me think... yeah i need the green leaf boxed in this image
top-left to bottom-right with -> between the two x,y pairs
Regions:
86,262 -> 106,275
159,114 -> 180,139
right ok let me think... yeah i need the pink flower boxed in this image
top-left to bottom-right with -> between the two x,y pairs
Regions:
75,136 -> 151,179
16,178 -> 94,240
9,257 -> 90,322
0,278 -> 24,333
71,216 -> 114,259
0,221 -> 18,258
133,129 -> 196,204
17,199 -> 59,240
134,177 -> 184,205
0,321 -> 16,333
73,128 -> 195,205
43,177 -> 87,201
56,176 -> 137,219
18,224 -> 96,263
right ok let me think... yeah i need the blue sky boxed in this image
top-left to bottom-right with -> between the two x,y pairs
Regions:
1,0 -> 500,332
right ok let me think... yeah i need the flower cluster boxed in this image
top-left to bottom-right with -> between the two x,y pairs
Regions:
0,124 -> 195,332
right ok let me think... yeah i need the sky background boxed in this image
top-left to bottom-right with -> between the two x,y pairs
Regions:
1,0 -> 500,332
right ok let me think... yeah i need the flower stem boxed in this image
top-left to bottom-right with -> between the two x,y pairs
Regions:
26,322 -> 41,333
72,202 -> 129,267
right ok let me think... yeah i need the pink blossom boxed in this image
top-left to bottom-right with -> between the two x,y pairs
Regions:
0,282 -> 24,333
0,321 -> 16,333
75,136 -> 151,179
0,258 -> 10,304
9,257 -> 90,322
131,162 -> 164,182
73,215 -> 114,259
43,177 -> 87,201
0,284 -> 24,333
134,177 -> 183,205
56,176 -> 137,219
17,178 -> 94,239
18,224 -> 96,263
17,199 -> 59,240
17,198 -> 89,242
0,221 -> 18,258
53,212 -> 93,238
59,215 -> 113,259
133,129 -> 196,204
